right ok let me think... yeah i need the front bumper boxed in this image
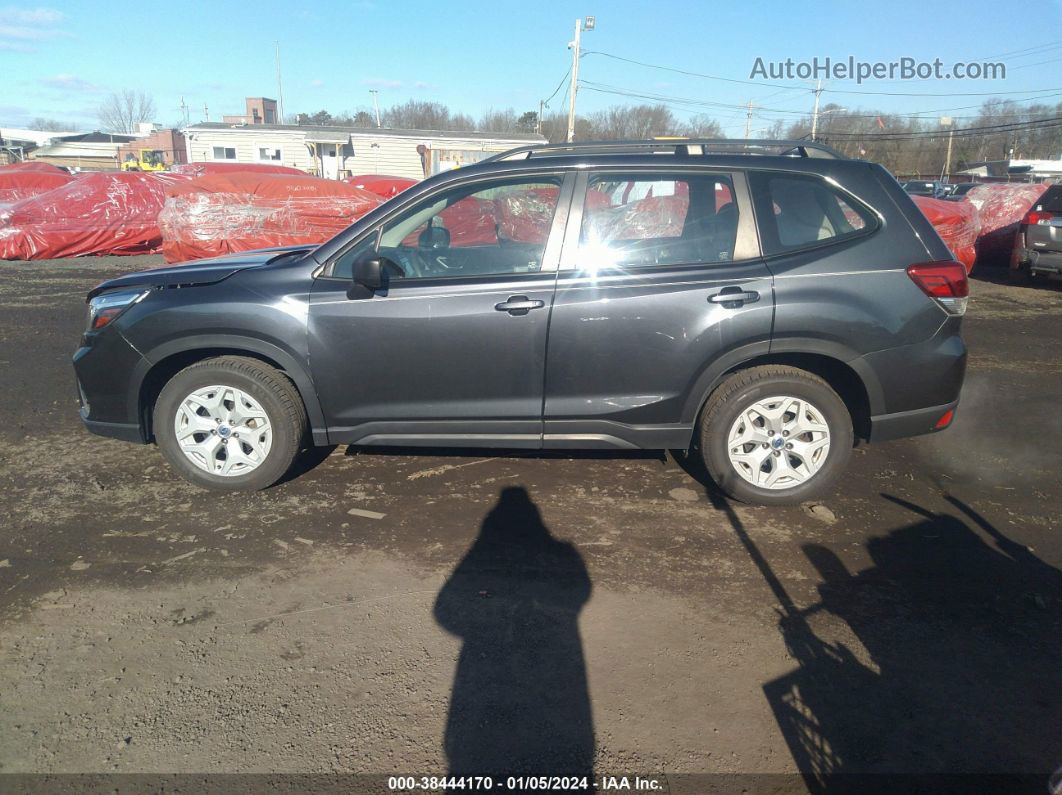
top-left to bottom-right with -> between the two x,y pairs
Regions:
73,327 -> 148,443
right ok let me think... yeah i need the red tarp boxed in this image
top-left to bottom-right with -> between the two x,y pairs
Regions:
344,174 -> 417,199
159,173 -> 382,262
962,183 -> 1049,264
0,172 -> 189,260
0,162 -> 69,174
169,162 -> 306,178
911,195 -> 979,271
0,168 -> 73,207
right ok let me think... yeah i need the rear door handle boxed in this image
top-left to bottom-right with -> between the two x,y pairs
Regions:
709,287 -> 760,307
495,295 -> 545,315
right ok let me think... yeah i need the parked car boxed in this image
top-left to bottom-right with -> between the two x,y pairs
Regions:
74,139 -> 968,505
1011,183 -> 1062,281
942,182 -> 980,201
902,180 -> 946,198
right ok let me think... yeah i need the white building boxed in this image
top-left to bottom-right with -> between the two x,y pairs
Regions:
180,122 -> 545,180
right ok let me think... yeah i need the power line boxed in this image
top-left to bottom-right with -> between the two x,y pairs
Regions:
581,49 -> 1062,98
578,80 -> 1062,121
824,116 -> 1062,140
974,40 -> 1062,61
542,65 -> 572,108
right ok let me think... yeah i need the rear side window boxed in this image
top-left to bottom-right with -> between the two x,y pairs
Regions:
750,172 -> 875,255
1039,186 -> 1062,213
576,173 -> 738,270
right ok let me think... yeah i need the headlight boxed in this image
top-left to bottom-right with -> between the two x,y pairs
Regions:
86,289 -> 149,331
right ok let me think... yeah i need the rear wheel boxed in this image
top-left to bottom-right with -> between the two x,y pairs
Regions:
155,356 -> 307,491
698,366 -> 853,505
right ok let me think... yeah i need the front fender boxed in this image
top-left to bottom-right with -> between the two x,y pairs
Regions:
129,334 -> 327,443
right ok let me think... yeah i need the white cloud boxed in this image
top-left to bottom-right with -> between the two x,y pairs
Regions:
0,7 -> 64,24
41,73 -> 102,93
361,78 -> 403,89
0,6 -> 67,52
309,79 -> 325,88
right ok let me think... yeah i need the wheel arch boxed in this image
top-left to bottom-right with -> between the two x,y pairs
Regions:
132,336 -> 325,444
686,348 -> 879,443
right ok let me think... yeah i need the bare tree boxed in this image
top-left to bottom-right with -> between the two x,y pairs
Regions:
30,117 -> 75,132
382,100 -> 474,131
97,90 -> 157,133
478,107 -> 519,133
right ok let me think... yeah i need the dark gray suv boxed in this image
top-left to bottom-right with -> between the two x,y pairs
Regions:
73,139 -> 968,505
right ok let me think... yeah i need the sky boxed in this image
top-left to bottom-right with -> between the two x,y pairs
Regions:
2,0 -> 1061,135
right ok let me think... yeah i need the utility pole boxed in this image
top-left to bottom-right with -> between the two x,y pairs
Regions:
537,99 -> 544,135
566,16 -> 595,142
744,99 -> 754,138
810,78 -> 822,140
203,103 -> 209,122
179,96 -> 189,127
275,42 -> 285,123
940,116 -> 954,182
369,89 -> 381,128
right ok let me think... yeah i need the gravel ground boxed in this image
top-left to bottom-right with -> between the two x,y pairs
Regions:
0,256 -> 1059,789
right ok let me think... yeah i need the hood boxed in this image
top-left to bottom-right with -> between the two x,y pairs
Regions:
86,245 -> 313,300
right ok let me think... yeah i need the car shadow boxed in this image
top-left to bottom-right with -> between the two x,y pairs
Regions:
433,486 -> 595,784
691,472 -> 1061,790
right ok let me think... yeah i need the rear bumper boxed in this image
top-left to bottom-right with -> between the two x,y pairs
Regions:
1023,248 -> 1062,274
869,399 -> 958,442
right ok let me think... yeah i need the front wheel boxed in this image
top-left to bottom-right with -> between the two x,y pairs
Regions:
698,366 -> 853,506
155,356 -> 307,491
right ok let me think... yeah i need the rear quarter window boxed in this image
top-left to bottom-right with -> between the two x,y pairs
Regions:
1039,186 -> 1062,214
750,172 -> 877,256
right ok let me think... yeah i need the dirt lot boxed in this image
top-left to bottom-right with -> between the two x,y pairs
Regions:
0,256 -> 1059,789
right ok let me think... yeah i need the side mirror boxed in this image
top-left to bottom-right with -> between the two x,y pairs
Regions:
351,256 -> 383,291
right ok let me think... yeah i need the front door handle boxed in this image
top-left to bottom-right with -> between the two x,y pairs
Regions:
709,287 -> 760,307
495,295 -> 545,315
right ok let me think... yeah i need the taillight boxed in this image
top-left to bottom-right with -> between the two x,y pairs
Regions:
1024,209 -> 1054,225
907,260 -> 969,316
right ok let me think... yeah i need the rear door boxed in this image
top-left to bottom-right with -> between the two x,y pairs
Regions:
542,168 -> 774,449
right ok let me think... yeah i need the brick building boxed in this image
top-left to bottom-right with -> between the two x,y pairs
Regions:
222,98 -> 279,125
117,128 -> 187,168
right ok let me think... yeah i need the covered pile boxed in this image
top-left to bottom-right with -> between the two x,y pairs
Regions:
0,172 -> 188,260
169,162 -> 306,178
911,195 -> 979,271
344,174 -> 417,199
963,183 -> 1049,263
0,162 -> 74,207
159,173 -> 382,262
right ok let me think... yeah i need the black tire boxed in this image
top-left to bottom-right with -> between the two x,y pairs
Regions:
698,365 -> 853,506
154,356 -> 307,492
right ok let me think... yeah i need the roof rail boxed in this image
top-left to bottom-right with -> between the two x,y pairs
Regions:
482,138 -> 846,163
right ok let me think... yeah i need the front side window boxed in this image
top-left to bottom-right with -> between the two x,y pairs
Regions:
332,176 -> 562,280
259,147 -> 282,161
576,173 -> 738,270
212,146 -> 236,160
752,173 -> 873,254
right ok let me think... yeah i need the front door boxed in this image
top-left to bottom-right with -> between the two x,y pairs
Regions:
309,172 -> 573,447
543,169 -> 775,449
